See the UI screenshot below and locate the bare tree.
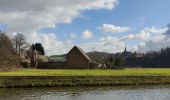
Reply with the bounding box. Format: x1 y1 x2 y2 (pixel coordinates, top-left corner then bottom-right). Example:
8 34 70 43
13 33 27 55
0 31 17 70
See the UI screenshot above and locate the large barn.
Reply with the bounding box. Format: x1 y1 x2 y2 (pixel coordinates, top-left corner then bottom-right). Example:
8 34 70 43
37 46 101 69
66 46 98 69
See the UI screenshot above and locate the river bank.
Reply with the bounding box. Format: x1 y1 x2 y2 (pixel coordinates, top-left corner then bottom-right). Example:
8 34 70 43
1 76 170 87
1 68 170 87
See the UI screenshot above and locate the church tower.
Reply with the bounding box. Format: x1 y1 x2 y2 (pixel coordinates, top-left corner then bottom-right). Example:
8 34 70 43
124 46 127 53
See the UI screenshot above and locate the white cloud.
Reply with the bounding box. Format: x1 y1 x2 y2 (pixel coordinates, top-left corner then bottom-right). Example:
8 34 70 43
80 36 125 53
147 27 168 34
25 31 74 55
121 27 168 41
136 37 170 53
80 26 169 54
3 0 170 54
135 26 170 52
84 26 169 53
0 0 118 55
82 30 93 39
98 24 131 33
0 0 118 33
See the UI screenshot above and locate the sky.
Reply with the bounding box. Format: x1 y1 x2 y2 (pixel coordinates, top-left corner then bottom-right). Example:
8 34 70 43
0 0 170 55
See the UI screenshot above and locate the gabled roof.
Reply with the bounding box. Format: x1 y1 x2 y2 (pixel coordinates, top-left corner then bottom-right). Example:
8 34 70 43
67 46 92 61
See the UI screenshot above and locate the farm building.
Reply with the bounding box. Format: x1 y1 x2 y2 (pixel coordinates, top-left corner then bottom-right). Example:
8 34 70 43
38 46 101 69
66 46 99 69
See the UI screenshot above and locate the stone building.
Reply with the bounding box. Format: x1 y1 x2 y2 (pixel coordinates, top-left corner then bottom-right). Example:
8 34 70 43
38 46 101 69
66 46 99 69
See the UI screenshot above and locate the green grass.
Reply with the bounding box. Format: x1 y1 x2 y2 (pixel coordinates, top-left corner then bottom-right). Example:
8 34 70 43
1 68 170 76
1 68 170 87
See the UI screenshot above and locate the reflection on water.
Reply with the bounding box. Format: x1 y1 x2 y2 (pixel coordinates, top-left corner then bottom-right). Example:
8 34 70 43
1 85 170 100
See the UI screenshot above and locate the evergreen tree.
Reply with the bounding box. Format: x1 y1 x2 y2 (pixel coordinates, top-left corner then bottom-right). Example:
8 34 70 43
34 43 45 55
114 57 121 66
31 44 35 51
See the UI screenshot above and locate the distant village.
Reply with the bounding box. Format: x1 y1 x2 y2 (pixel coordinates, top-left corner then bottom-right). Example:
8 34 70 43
1 31 170 70
23 45 170 69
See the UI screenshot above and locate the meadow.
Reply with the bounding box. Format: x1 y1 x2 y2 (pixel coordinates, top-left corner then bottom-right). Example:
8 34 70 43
1 68 170 76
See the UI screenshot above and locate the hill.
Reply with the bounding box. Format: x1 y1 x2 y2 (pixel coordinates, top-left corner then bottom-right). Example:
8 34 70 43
48 51 114 63
87 51 114 63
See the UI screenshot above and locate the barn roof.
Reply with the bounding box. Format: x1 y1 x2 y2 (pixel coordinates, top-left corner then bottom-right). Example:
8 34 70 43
68 46 92 61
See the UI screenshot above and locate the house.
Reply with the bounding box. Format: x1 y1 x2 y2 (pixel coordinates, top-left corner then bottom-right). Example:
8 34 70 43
133 52 145 58
37 46 101 69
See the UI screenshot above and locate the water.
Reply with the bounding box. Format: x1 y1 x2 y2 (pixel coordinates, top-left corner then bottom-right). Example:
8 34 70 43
1 85 170 100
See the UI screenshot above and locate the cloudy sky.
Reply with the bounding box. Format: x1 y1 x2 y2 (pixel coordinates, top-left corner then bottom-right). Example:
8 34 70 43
0 0 170 55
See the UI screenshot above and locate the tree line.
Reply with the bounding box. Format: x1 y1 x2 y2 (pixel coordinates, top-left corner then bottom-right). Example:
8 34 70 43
95 47 170 69
0 31 45 71
126 47 170 68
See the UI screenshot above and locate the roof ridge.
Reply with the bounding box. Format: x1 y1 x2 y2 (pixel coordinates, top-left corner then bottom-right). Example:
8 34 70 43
73 46 92 61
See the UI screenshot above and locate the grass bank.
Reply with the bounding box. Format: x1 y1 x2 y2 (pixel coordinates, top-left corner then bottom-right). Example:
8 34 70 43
1 68 170 87
1 68 170 76
1 76 170 88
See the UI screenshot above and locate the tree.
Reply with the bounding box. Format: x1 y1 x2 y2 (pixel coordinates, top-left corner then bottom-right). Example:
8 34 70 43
0 32 14 55
114 57 122 66
13 33 27 55
113 57 125 69
34 43 45 55
31 44 35 51
0 31 18 69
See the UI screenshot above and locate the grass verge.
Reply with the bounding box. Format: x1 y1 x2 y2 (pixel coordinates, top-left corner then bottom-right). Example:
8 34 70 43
0 76 170 88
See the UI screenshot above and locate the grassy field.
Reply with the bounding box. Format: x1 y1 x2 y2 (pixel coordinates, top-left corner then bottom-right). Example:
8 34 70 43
1 68 170 76
1 68 170 87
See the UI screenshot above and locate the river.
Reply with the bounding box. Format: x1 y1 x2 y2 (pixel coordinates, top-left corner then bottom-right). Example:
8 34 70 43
1 85 170 100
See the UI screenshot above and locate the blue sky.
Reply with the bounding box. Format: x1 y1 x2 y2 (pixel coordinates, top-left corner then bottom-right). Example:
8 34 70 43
1 0 170 55
40 0 170 38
